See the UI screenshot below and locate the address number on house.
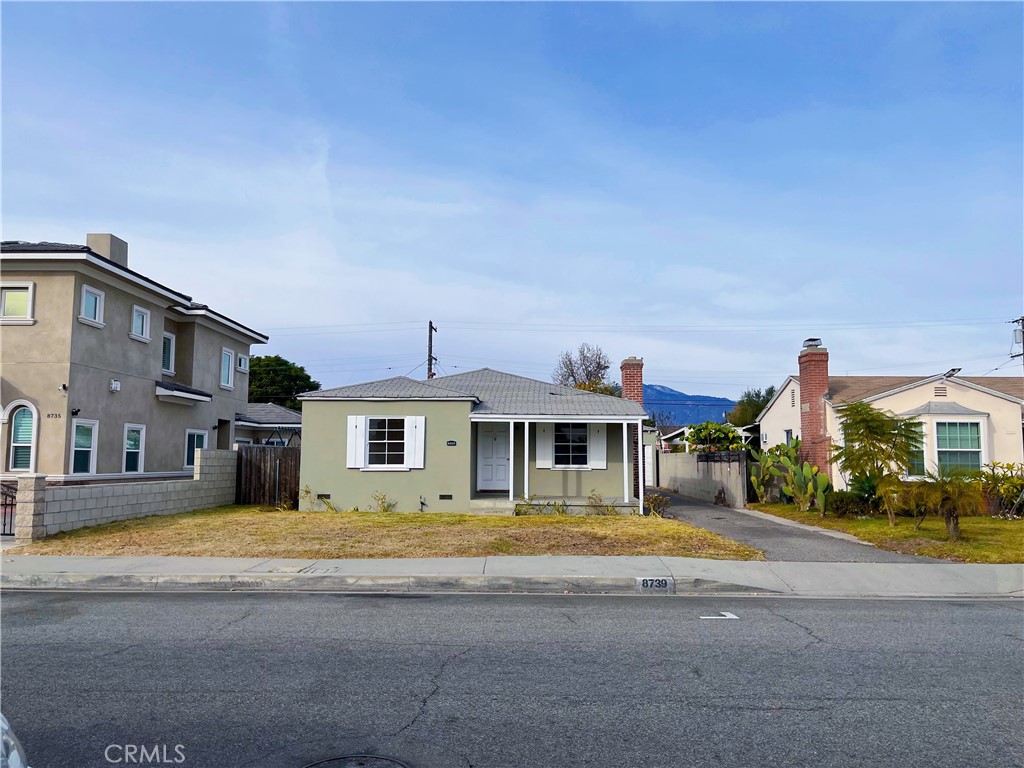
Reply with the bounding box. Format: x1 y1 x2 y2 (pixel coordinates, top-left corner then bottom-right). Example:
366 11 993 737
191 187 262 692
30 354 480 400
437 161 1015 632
635 577 674 594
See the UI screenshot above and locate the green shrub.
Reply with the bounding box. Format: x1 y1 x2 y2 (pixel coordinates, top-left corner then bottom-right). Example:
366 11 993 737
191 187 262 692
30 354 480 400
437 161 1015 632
825 490 871 517
646 493 671 517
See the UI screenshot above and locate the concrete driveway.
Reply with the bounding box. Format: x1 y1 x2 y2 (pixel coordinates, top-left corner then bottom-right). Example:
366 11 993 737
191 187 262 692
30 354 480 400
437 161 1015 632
657 490 935 562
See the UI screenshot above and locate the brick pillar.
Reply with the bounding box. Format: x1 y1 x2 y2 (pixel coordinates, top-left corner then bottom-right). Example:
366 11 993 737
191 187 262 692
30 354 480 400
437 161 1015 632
620 357 644 498
797 340 831 479
14 474 47 543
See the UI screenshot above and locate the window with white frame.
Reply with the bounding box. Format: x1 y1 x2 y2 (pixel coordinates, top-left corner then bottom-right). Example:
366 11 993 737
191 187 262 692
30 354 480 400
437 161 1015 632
130 306 151 341
123 424 146 473
80 285 105 326
220 349 235 389
0 283 34 324
936 422 981 472
161 332 176 374
908 422 926 477
8 406 34 470
346 416 425 470
184 429 208 468
236 355 249 373
71 419 99 474
553 423 589 466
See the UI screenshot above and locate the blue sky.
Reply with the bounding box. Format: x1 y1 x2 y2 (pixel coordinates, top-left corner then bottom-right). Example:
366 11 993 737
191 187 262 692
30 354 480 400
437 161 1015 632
3 2 1022 397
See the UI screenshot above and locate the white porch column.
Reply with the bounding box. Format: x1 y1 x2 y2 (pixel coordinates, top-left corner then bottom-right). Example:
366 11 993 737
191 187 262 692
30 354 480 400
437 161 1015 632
523 421 530 499
509 419 515 502
637 418 645 513
622 422 630 503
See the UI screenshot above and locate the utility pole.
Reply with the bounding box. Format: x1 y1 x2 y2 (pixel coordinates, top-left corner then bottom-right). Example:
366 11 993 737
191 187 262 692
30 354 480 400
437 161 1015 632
427 321 438 379
1011 316 1024 374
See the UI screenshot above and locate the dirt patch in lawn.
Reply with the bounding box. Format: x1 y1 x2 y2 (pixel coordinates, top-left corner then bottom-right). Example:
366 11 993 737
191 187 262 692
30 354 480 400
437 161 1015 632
19 506 765 560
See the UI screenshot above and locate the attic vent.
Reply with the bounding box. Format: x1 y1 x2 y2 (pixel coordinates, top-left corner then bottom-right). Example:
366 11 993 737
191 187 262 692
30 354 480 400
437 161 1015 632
934 386 948 397
790 389 796 407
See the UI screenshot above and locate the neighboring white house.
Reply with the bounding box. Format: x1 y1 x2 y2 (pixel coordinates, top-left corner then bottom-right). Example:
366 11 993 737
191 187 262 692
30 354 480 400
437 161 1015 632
757 339 1024 490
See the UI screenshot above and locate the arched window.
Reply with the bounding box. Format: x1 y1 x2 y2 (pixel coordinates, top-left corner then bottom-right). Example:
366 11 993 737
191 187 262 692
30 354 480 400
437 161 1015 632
9 406 34 471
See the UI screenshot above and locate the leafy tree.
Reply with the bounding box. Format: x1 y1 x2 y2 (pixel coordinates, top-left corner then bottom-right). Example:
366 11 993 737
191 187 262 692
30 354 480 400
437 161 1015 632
726 386 777 427
553 343 621 396
248 355 320 411
831 401 923 526
685 421 744 452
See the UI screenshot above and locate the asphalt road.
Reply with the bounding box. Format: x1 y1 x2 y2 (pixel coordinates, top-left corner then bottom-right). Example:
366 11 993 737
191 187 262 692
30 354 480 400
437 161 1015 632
661 492 930 562
2 592 1021 768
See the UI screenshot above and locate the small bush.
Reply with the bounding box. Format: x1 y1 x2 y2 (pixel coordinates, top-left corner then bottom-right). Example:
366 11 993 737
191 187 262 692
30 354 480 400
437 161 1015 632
825 490 871 517
370 491 397 514
646 493 671 517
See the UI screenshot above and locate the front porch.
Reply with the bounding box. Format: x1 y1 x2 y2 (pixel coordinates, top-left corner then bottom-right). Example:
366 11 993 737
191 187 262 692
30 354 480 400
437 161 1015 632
470 416 645 514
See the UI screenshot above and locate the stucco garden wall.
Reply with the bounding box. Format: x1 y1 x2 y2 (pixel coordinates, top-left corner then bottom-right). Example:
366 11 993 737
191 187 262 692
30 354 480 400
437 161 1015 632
15 449 236 541
656 451 747 509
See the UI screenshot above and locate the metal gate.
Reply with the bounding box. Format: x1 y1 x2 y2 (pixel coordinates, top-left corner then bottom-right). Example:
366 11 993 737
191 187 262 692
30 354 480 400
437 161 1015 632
1 481 16 536
236 445 301 508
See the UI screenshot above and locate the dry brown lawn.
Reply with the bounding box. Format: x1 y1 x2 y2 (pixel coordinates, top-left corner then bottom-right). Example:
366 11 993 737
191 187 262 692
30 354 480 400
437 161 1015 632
20 505 764 560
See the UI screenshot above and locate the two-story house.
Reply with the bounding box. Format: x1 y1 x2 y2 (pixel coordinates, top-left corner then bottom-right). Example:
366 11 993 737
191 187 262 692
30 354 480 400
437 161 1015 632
0 234 268 481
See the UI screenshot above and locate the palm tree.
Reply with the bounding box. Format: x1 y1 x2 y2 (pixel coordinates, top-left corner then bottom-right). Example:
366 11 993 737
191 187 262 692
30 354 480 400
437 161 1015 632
914 468 986 542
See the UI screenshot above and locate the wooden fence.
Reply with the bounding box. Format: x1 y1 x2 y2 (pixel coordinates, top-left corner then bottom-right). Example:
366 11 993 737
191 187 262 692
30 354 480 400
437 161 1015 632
236 445 301 508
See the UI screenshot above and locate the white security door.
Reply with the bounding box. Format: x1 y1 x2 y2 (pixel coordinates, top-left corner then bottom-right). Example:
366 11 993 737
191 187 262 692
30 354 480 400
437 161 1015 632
477 423 510 491
644 444 656 487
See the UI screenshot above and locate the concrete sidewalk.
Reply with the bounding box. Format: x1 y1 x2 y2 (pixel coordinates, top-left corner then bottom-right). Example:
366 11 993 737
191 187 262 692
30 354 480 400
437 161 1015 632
2 554 1021 598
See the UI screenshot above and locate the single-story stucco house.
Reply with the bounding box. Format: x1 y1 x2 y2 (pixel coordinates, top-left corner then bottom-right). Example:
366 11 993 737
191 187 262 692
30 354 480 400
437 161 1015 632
757 338 1024 490
298 358 649 513
234 402 302 447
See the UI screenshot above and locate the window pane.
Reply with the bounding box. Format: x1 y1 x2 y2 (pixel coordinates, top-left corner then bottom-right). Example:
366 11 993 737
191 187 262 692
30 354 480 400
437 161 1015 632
368 429 386 441
11 408 33 443
83 291 98 319
74 424 93 449
386 419 404 431
938 450 981 471
126 429 141 451
2 288 29 317
162 337 173 369
369 418 386 431
73 449 91 473
11 446 31 470
125 452 140 472
133 310 145 336
195 433 205 450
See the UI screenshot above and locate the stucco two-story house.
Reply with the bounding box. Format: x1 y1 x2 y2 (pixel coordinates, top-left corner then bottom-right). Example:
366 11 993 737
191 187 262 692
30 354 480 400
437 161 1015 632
757 338 1024 489
298 358 648 513
1 234 268 481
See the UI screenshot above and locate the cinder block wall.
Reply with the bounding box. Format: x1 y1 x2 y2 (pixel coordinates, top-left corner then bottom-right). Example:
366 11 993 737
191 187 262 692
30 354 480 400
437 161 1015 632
656 452 746 508
16 449 237 541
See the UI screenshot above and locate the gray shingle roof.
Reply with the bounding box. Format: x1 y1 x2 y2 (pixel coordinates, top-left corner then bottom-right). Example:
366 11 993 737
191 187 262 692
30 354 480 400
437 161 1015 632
300 369 646 417
237 403 303 424
1 241 91 252
430 369 646 417
301 376 479 401
900 401 989 417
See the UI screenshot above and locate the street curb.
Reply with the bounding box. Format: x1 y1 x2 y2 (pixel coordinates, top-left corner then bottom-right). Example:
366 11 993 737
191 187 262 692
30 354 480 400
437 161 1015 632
0 571 772 595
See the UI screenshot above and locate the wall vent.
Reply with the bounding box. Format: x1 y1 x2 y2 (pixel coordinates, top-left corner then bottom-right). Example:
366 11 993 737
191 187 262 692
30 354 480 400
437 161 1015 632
790 389 796 407
934 386 948 397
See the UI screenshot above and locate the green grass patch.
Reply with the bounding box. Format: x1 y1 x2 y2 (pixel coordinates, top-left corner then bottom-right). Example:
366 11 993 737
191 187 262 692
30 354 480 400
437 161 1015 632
751 503 1024 563
20 505 764 561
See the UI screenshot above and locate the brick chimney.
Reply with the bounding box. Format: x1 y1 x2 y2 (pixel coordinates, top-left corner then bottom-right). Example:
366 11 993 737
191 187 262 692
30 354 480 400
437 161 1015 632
797 338 830 478
620 356 644 498
86 233 128 268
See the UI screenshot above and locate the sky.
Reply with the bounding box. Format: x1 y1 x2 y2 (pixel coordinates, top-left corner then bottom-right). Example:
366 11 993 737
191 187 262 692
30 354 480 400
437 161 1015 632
3 2 1022 400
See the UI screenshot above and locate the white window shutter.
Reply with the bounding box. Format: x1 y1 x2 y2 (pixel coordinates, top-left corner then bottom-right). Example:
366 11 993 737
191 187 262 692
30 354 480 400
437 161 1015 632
588 423 607 469
407 416 426 469
536 423 553 469
346 415 365 468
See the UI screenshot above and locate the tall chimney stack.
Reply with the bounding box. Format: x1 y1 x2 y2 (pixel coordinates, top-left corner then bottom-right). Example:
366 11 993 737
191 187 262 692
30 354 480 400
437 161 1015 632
86 233 128 268
620 356 644 499
797 338 830 478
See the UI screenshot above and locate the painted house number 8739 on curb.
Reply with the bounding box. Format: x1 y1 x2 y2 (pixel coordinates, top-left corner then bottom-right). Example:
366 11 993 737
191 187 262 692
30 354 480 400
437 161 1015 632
636 577 673 593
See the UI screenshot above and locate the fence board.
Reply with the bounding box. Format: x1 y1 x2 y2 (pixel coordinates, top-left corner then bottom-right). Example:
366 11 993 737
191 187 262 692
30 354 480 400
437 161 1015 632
236 445 301 508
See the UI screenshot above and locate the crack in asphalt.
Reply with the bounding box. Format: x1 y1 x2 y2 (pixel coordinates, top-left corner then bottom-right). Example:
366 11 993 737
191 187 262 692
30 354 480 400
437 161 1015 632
766 607 828 649
392 646 472 738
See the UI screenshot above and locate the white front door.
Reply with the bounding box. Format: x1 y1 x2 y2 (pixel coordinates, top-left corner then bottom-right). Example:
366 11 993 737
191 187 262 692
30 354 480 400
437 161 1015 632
477 423 510 491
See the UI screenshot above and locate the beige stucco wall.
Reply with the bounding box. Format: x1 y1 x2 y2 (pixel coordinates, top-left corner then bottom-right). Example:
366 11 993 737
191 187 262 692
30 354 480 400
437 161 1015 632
757 378 801 451
760 377 1023 491
299 399 474 512
0 271 76 474
2 264 258 477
